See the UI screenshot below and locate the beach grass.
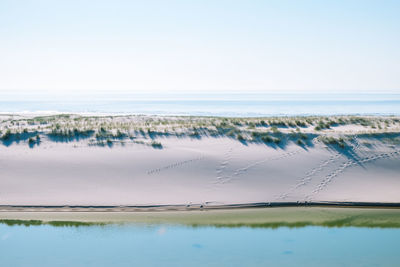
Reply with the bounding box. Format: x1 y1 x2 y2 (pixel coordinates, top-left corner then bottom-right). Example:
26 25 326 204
1 114 400 149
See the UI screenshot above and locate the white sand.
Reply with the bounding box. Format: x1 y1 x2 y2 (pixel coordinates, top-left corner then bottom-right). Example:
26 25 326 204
1 134 399 206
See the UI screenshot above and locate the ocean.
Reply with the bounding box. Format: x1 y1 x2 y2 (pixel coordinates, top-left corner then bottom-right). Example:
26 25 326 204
1 93 399 117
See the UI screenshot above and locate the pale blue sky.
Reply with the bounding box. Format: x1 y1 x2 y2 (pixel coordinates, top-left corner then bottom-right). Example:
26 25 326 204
0 0 399 95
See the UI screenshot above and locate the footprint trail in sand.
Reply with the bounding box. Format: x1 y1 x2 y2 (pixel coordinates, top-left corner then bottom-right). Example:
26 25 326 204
215 149 304 185
277 151 342 200
278 136 363 200
306 149 400 200
147 155 205 175
215 147 234 183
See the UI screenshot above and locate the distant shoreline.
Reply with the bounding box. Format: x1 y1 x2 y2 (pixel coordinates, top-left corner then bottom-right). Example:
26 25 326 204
2 111 400 118
1 94 400 117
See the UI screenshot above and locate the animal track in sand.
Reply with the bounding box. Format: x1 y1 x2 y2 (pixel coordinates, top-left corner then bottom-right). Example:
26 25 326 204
215 149 304 185
306 149 400 200
147 155 205 175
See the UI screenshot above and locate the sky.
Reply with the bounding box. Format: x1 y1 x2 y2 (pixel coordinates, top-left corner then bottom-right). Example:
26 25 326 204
0 0 399 96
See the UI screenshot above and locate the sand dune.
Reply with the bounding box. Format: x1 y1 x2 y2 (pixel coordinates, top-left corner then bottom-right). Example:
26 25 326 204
1 137 399 206
0 114 399 206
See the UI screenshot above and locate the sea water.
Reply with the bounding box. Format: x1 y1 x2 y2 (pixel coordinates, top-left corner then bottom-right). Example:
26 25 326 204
0 224 399 266
1 93 400 117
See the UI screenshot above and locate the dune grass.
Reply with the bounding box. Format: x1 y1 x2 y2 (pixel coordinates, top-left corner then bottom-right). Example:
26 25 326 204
1 114 399 148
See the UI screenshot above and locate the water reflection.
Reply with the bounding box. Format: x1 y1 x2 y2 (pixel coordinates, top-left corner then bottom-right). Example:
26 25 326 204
1 222 399 266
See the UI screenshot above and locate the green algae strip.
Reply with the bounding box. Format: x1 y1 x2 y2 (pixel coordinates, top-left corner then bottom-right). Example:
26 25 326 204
1 207 400 228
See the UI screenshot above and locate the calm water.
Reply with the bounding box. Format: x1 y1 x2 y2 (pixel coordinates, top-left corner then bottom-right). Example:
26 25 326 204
1 224 399 267
1 93 400 116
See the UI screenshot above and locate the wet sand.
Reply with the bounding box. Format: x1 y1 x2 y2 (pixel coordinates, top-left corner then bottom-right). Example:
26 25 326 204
1 207 400 228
